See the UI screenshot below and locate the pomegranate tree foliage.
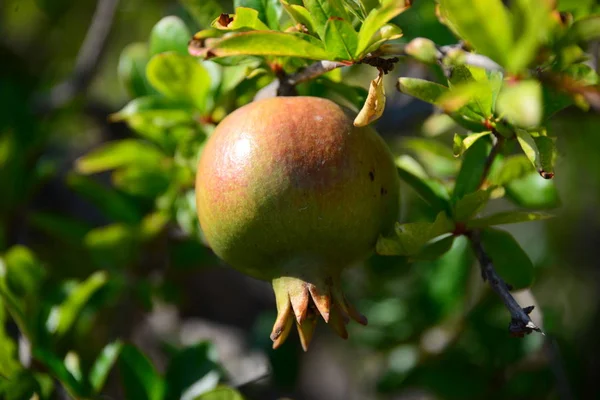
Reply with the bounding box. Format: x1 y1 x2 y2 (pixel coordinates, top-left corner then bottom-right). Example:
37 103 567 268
1 0 600 399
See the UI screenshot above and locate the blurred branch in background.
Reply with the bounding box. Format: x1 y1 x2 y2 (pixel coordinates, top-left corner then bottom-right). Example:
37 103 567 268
35 0 120 113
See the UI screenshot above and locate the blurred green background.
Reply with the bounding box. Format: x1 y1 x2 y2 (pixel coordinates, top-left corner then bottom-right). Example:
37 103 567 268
1 0 599 399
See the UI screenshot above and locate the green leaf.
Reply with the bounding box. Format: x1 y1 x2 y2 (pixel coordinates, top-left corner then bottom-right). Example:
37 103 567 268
234 0 282 30
533 135 557 179
89 341 123 394
361 23 403 55
507 0 552 73
75 139 164 174
118 43 155 98
453 132 491 157
67 174 142 224
397 78 449 105
355 0 409 57
164 342 222 400
396 166 451 212
112 166 172 198
515 129 556 179
119 345 164 400
505 172 560 209
0 300 20 379
439 0 512 67
111 96 196 148
29 212 91 245
480 228 534 289
437 82 493 114
281 1 316 34
303 0 351 40
324 17 358 60
563 15 600 44
33 348 85 397
452 135 491 202
468 211 552 229
46 271 108 336
496 81 542 129
150 16 192 56
453 189 491 222
424 236 471 317
446 65 495 117
3 246 45 298
212 7 270 31
203 31 331 60
147 53 211 112
488 155 532 186
377 212 453 256
84 224 138 268
195 386 244 400
412 234 456 261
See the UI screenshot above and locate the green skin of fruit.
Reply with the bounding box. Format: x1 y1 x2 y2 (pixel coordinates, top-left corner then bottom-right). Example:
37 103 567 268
196 96 400 348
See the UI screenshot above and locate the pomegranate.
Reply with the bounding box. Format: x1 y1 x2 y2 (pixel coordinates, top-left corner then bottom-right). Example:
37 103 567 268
196 96 399 350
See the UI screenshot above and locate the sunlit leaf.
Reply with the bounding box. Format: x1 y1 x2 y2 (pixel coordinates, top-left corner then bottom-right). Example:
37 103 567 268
75 139 164 174
397 78 449 105
212 7 270 31
303 0 351 40
356 0 410 57
202 31 331 60
150 16 192 56
281 1 316 34
439 0 512 66
147 53 211 112
324 17 358 60
46 271 108 336
453 132 491 157
234 0 283 30
195 386 244 400
89 341 123 394
496 81 542 129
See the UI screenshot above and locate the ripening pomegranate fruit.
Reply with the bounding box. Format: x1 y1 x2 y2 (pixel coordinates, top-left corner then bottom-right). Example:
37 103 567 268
196 96 399 350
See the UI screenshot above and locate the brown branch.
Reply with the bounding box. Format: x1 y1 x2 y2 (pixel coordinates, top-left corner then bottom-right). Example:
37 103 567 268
468 230 542 336
254 60 348 99
34 0 120 113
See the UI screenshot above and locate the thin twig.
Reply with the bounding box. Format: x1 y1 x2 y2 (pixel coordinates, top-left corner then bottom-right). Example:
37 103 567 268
255 60 347 99
34 0 120 113
468 230 542 336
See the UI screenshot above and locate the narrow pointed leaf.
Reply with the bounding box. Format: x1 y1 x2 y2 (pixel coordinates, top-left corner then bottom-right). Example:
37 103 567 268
397 78 449 105
452 135 491 202
468 211 552 229
356 0 409 57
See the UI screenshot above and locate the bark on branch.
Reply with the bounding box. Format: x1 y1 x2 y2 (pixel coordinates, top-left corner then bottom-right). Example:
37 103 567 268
468 230 542 336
